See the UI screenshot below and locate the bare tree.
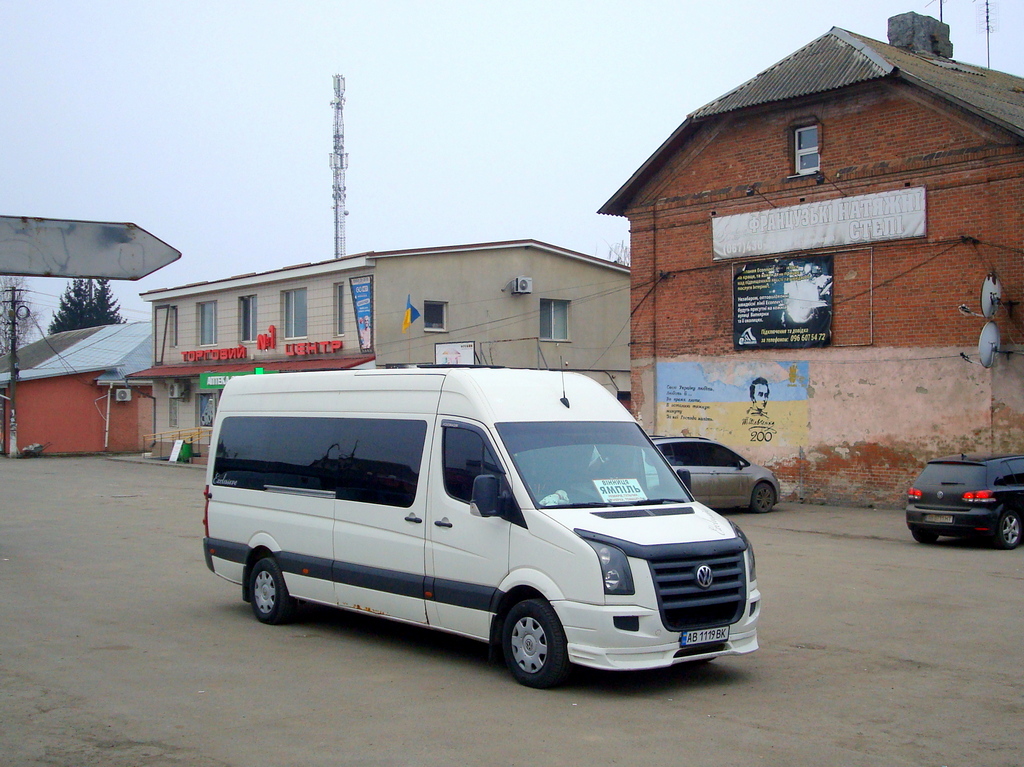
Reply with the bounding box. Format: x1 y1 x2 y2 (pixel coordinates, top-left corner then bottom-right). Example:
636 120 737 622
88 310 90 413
608 241 631 266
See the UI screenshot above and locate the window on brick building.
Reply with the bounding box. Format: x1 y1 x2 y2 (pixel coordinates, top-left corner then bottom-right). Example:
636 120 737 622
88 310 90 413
795 125 819 175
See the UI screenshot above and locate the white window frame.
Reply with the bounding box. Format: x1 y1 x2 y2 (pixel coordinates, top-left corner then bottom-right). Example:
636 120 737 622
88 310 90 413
198 301 217 346
423 300 447 332
795 125 820 175
335 283 345 336
539 298 570 341
239 295 258 342
283 288 308 339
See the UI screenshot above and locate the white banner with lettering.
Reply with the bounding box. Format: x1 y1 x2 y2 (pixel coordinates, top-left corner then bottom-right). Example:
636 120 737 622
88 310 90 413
712 187 926 260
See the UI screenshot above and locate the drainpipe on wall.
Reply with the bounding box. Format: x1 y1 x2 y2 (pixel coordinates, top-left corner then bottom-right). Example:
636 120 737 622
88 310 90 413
104 387 112 450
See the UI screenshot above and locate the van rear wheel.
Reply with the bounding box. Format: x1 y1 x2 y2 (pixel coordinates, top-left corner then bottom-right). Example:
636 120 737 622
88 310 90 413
249 557 297 625
502 599 571 688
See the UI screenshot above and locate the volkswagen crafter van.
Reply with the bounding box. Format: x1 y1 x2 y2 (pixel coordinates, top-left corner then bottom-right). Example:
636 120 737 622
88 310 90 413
202 368 759 687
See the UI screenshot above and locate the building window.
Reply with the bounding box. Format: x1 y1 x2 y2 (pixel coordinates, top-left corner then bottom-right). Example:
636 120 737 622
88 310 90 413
423 301 447 332
283 288 307 338
198 301 217 345
539 299 569 341
335 283 345 335
199 392 218 428
158 305 178 348
168 395 178 428
795 125 819 175
239 295 258 342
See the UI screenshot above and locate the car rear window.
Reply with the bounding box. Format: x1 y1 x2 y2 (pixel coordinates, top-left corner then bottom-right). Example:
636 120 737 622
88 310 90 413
917 463 988 488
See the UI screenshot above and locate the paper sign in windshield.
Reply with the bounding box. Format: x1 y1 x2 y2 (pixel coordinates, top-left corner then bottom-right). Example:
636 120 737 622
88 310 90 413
593 479 647 503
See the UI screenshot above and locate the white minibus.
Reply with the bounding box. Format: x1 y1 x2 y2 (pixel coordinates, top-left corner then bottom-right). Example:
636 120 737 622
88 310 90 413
203 367 759 687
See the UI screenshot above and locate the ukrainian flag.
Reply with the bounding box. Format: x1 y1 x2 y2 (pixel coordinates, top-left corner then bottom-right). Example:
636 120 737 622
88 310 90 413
402 294 421 333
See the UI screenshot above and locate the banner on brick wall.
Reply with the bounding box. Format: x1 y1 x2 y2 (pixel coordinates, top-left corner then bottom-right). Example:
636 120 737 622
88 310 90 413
734 255 833 350
712 187 926 259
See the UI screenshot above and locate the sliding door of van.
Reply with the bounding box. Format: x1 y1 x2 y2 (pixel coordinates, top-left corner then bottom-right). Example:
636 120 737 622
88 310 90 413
330 417 431 625
425 420 511 639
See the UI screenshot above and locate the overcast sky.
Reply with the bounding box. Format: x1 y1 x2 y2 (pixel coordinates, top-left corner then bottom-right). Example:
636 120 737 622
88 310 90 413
2 0 1020 330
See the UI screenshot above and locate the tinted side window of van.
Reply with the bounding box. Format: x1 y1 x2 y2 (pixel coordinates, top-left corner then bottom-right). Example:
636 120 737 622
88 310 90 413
443 425 504 503
214 416 426 507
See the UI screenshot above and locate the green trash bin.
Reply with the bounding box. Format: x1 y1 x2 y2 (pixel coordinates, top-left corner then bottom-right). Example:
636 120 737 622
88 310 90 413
177 441 193 462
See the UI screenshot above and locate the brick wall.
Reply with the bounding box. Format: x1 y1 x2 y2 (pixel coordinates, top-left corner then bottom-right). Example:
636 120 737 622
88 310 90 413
624 81 1024 507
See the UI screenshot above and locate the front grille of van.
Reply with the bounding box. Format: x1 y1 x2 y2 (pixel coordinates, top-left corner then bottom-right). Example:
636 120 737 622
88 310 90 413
647 544 746 632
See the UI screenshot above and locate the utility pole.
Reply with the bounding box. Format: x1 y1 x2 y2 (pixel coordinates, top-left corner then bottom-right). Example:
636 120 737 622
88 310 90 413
5 285 21 457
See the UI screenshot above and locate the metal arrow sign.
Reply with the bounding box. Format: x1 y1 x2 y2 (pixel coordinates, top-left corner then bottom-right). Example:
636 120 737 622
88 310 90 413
0 215 181 280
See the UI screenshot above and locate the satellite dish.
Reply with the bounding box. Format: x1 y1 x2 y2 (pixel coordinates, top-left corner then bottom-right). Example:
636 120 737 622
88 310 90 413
981 273 1002 319
979 321 1000 368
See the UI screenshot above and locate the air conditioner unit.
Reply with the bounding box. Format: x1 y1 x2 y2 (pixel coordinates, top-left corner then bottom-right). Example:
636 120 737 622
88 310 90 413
168 383 184 399
512 276 533 295
114 388 132 402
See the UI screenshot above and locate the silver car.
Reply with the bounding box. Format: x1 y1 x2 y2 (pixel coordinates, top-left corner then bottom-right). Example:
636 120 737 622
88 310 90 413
651 436 780 513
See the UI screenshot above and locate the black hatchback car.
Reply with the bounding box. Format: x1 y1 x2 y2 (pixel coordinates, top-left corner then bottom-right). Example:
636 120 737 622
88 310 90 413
906 454 1024 549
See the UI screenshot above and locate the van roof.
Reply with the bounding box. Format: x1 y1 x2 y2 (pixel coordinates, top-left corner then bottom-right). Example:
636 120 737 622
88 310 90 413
219 367 633 425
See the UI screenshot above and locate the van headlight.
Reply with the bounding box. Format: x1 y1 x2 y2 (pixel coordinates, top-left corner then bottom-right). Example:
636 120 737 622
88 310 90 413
730 521 756 582
584 540 635 595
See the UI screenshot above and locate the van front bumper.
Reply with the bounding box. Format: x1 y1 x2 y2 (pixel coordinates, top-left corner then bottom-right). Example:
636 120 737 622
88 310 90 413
553 587 760 672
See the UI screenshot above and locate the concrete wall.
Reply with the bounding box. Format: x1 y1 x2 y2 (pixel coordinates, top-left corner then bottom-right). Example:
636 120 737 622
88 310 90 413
372 245 631 396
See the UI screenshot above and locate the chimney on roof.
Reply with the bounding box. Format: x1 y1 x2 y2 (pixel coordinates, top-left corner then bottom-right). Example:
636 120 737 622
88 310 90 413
887 12 953 58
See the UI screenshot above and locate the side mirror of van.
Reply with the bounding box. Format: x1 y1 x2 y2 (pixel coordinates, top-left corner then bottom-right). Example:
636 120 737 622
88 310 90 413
470 474 502 517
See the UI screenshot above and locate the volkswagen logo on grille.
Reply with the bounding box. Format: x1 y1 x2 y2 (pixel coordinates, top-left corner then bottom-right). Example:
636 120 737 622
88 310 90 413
695 564 714 590
936 491 944 499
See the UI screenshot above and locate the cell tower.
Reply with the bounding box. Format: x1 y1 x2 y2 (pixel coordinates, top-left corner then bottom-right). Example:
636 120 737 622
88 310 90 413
330 74 349 259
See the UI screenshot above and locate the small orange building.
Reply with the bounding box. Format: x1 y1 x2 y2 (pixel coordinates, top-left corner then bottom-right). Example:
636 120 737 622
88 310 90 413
0 323 154 455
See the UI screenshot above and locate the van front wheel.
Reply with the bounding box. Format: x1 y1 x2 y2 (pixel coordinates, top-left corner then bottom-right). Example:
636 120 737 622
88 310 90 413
502 599 570 688
249 557 297 625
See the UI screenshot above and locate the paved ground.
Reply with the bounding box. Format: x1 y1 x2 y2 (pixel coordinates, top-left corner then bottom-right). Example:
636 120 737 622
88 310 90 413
1 456 1022 766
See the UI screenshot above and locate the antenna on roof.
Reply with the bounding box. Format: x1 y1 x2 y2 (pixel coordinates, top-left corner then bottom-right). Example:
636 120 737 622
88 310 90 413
976 0 999 68
330 75 349 259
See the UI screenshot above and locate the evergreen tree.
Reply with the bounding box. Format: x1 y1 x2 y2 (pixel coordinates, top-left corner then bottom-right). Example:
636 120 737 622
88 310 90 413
48 278 125 334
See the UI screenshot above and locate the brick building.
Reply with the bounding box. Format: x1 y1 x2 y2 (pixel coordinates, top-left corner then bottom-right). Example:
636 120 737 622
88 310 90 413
601 12 1024 507
0 323 154 454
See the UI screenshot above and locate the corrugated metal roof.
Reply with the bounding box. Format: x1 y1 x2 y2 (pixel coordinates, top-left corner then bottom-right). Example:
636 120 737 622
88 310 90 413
600 25 1024 216
690 30 893 119
846 30 1024 136
0 323 152 384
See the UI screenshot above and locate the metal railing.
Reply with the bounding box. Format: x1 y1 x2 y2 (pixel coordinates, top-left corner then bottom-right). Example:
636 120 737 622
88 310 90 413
144 427 212 461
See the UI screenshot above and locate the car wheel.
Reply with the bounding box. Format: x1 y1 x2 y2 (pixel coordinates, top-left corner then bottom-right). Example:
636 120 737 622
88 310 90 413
249 557 298 624
910 527 939 544
502 599 571 688
992 509 1022 550
748 482 777 513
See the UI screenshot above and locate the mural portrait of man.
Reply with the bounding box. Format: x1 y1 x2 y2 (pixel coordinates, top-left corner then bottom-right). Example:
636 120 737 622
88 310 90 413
748 377 770 417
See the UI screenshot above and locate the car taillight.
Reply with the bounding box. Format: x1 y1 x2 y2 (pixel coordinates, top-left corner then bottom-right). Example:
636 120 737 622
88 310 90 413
963 489 996 503
907 487 922 501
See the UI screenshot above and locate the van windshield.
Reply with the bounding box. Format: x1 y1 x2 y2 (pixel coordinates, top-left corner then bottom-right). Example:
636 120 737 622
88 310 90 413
495 421 691 508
